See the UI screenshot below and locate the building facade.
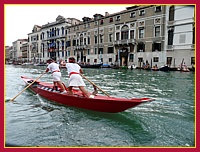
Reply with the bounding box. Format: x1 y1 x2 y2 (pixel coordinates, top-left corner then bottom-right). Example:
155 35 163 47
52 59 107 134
10 5 195 68
165 5 195 68
10 39 28 62
27 15 81 63
66 5 168 68
5 46 13 63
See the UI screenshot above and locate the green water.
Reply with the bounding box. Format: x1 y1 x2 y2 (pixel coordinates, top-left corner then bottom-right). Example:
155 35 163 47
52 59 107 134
5 65 195 147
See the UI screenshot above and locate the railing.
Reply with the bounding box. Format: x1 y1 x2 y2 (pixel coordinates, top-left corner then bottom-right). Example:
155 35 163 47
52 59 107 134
114 39 136 45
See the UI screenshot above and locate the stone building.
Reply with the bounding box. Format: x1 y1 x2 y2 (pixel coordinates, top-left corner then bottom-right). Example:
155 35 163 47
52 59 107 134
12 5 195 68
165 5 195 68
11 39 28 62
5 46 13 63
66 5 167 67
27 15 81 63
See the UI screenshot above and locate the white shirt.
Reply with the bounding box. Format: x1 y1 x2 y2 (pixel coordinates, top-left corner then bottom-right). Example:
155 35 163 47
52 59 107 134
47 62 60 73
66 63 81 75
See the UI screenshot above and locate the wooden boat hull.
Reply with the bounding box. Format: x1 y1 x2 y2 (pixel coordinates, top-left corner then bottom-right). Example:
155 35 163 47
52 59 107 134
159 66 170 71
21 76 155 113
79 63 103 68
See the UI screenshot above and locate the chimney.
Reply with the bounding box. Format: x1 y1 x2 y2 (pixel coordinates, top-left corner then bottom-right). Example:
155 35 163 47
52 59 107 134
105 12 109 16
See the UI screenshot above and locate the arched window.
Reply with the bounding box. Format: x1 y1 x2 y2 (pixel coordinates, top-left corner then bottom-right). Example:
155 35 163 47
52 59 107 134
121 25 129 40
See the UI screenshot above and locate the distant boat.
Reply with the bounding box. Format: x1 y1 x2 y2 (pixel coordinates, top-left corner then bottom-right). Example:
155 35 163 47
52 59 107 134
128 64 137 70
159 65 170 71
34 63 47 66
79 63 103 68
22 62 34 66
101 63 111 68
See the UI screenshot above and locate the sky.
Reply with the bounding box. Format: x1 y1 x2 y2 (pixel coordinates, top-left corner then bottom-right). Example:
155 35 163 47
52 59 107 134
5 4 132 46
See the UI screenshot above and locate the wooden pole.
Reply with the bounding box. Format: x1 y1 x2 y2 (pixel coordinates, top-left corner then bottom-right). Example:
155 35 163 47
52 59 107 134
9 72 46 102
80 74 110 97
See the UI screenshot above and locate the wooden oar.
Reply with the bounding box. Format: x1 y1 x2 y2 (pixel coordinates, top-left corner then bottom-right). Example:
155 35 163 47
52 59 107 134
9 72 46 102
80 74 110 97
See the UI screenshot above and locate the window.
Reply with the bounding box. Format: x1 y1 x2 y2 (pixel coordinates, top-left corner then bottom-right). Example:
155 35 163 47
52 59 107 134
139 27 144 38
153 57 159 62
191 57 195 65
116 16 121 21
121 25 129 40
108 47 114 54
109 58 112 62
109 17 113 22
193 26 195 44
88 37 90 44
169 6 175 21
80 34 83 45
130 12 136 18
137 42 145 52
61 27 64 35
138 57 143 63
130 30 134 39
76 39 79 46
129 54 134 62
66 41 70 47
87 49 90 55
109 34 113 42
167 57 172 65
84 38 87 45
155 26 160 37
99 48 103 54
116 26 120 30
152 42 161 51
94 35 98 44
57 28 60 35
100 20 104 25
73 40 76 46
100 34 103 43
139 10 145 16
116 32 120 40
155 6 162 12
168 28 174 45
94 48 97 54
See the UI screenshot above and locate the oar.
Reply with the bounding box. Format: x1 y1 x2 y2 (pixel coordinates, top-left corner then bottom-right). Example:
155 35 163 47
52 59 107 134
9 72 46 102
80 74 110 97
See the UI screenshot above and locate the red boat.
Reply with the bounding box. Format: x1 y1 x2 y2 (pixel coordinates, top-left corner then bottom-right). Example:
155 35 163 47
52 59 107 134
21 76 155 113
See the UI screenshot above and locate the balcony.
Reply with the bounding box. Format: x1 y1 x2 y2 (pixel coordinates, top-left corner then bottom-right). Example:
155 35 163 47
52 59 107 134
114 39 136 45
73 45 88 50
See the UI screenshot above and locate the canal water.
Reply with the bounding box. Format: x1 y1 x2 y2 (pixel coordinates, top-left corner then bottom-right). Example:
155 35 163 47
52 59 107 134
5 64 195 147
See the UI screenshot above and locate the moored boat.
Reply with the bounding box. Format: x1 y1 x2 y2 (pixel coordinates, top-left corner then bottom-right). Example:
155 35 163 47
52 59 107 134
78 63 103 68
21 76 155 113
159 65 170 71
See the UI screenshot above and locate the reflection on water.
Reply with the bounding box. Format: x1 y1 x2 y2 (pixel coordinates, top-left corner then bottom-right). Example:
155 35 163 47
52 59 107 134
5 65 195 147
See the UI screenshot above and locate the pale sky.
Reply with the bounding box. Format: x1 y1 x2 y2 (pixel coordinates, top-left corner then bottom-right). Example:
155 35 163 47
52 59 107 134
5 4 132 46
